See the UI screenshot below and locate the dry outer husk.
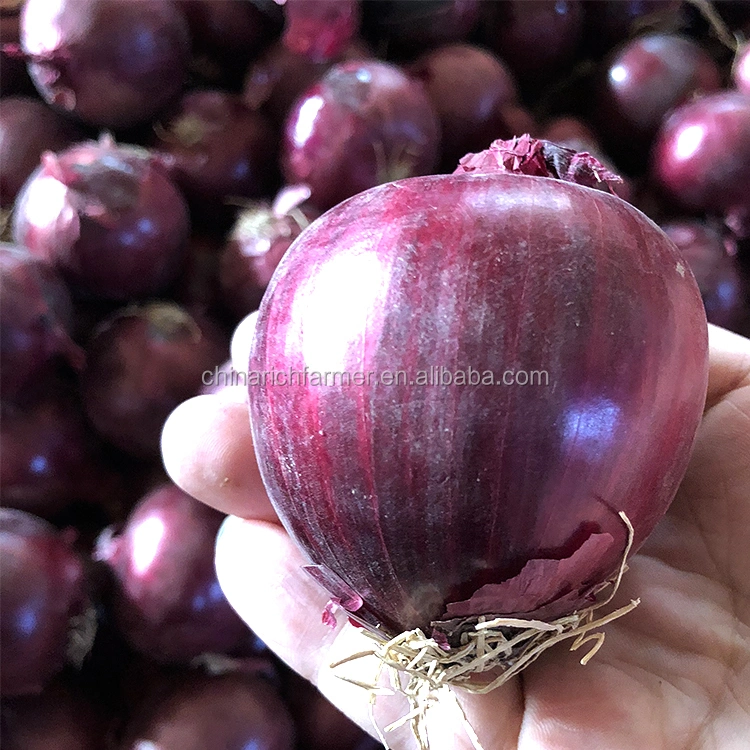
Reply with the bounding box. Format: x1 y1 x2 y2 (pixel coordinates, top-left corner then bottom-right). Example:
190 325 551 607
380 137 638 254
330 512 639 750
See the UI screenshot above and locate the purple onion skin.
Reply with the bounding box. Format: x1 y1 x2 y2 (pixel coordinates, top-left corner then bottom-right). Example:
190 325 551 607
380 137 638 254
484 0 584 84
12 139 191 301
0 510 88 697
409 44 518 171
81 302 227 459
121 673 296 750
0 6 34 97
154 91 278 226
219 201 319 319
0 244 83 401
282 60 440 211
581 0 682 57
361 0 482 56
652 92 750 237
96 484 249 663
20 0 190 129
0 378 119 519
249 162 708 638
179 0 274 86
243 38 371 126
1 680 108 750
663 220 750 334
171 234 224 315
0 97 83 209
595 34 722 151
734 44 750 97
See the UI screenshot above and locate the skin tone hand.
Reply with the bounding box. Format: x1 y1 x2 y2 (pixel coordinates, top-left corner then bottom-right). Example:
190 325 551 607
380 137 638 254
162 321 750 750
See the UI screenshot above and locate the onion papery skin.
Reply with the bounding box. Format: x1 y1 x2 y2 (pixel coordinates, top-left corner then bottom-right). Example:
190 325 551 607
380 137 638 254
249 168 708 638
12 138 191 301
20 0 190 129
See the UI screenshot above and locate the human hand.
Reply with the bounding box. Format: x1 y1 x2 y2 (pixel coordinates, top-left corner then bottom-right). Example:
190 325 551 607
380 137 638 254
162 320 750 750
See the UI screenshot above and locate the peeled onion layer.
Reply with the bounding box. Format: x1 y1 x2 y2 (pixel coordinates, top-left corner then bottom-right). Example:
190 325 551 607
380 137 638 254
249 141 709 658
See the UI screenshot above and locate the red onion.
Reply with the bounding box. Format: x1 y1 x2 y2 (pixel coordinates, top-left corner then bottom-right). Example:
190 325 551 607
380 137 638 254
0 244 83 401
219 195 319 319
0 509 90 697
81 302 227 458
581 0 682 56
0 680 108 750
248 137 708 644
282 60 440 211
95 483 250 663
734 43 750 96
361 0 482 56
243 38 371 125
179 0 274 87
0 97 83 209
409 44 519 170
282 0 361 63
121 672 296 750
153 90 278 226
12 137 190 301
20 0 190 129
0 377 120 519
662 220 749 334
652 92 750 239
484 0 584 84
595 34 721 153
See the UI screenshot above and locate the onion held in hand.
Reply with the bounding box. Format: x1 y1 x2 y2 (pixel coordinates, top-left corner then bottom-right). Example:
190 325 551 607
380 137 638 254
249 138 708 656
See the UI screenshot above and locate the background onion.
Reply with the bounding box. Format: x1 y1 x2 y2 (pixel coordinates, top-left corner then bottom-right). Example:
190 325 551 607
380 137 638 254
249 146 708 638
0 509 89 697
12 138 191 301
95 483 251 663
20 0 190 129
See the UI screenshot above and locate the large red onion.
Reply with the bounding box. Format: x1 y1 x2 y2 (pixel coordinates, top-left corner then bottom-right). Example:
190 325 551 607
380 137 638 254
0 377 120 519
121 672 296 750
0 680 108 750
153 90 278 226
20 0 190 129
652 92 750 239
409 44 519 171
662 220 749 335
0 509 90 697
219 196 319 319
0 244 83 401
95 483 250 663
248 137 708 641
0 97 83 209
595 34 721 152
282 59 440 211
281 0 361 63
81 302 227 458
12 137 190 301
